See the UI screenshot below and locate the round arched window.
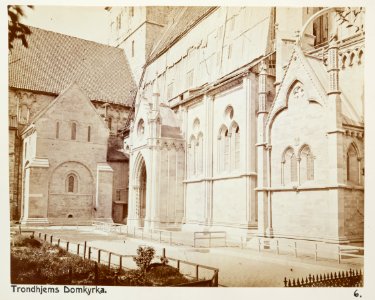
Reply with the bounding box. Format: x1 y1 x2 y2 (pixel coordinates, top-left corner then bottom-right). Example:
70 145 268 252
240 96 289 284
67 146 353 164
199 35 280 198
137 119 145 137
224 105 234 120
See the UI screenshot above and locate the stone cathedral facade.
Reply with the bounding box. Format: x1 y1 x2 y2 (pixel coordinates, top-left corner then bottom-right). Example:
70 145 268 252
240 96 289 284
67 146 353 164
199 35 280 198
9 6 364 245
119 6 364 243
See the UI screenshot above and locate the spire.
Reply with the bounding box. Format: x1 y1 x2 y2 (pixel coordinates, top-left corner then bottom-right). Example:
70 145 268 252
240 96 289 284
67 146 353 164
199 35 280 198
327 34 340 95
152 72 160 111
258 60 268 113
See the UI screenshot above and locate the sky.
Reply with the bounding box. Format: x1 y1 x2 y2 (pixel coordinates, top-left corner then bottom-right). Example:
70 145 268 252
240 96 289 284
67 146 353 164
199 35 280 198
19 5 110 44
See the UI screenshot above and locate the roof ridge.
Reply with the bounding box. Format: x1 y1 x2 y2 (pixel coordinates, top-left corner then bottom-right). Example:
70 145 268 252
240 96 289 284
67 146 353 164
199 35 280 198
25 24 121 51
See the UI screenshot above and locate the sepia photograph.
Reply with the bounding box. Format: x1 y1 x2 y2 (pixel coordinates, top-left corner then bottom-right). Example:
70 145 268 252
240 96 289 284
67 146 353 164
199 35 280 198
2 0 375 299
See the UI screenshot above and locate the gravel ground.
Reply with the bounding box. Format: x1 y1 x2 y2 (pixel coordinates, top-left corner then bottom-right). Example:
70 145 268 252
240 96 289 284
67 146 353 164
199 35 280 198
15 226 363 287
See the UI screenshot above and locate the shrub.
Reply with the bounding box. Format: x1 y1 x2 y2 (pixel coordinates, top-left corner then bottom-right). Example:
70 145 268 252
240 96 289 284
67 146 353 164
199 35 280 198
12 234 41 248
133 246 155 273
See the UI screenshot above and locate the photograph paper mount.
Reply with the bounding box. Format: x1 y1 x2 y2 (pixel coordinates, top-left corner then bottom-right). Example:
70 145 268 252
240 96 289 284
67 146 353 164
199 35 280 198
2 1 375 299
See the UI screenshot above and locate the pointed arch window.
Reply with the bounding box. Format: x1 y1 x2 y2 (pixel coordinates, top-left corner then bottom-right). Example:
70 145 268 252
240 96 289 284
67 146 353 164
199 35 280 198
347 143 360 185
282 148 297 185
299 145 314 183
235 127 240 169
188 136 196 177
197 133 204 174
224 130 230 172
71 122 77 140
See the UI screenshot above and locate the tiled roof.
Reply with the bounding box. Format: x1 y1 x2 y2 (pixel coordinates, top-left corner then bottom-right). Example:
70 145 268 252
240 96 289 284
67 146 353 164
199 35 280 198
147 6 216 64
9 25 136 105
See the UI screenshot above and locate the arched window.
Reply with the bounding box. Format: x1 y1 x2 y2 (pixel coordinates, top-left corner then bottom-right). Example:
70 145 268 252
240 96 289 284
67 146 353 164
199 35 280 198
282 148 297 185
291 153 297 182
218 125 230 173
235 127 240 169
56 122 60 139
87 126 91 142
299 145 314 183
66 174 77 193
71 122 77 140
197 133 204 174
347 143 359 185
230 124 240 170
224 130 230 171
188 136 196 177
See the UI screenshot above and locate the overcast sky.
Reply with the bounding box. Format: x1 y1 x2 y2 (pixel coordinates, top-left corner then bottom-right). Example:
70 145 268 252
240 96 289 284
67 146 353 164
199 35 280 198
19 5 110 44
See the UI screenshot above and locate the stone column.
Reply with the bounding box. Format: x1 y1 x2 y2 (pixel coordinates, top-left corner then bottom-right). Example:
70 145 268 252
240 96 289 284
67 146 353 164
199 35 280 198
256 61 271 236
326 36 345 241
182 107 188 223
95 163 114 223
20 158 50 225
144 76 161 229
204 94 214 225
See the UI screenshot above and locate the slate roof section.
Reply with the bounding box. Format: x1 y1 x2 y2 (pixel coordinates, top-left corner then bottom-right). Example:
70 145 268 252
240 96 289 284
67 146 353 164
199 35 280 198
147 6 216 64
9 25 136 105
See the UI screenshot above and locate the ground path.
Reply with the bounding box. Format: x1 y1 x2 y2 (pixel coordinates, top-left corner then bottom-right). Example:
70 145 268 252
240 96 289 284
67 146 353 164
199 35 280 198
17 226 363 287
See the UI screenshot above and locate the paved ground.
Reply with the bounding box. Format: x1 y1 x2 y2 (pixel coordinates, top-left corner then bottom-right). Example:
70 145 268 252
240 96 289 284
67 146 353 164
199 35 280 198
15 226 363 287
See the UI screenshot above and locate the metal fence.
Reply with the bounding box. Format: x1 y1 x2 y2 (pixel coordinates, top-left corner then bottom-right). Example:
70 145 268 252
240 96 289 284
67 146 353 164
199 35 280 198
32 231 219 286
284 269 363 287
250 235 364 263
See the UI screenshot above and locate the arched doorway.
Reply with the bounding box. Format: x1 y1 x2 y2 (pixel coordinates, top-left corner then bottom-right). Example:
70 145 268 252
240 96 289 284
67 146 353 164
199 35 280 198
139 162 147 224
133 154 147 227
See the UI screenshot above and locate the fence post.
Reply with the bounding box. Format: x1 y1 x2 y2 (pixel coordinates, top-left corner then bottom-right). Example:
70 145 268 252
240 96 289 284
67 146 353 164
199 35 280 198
83 241 87 259
195 265 199 280
66 241 70 252
38 232 41 239
94 262 99 284
162 248 166 259
44 234 47 241
88 247 92 260
98 250 101 263
177 260 180 271
50 235 53 244
57 239 60 247
213 270 219 287
119 255 122 271
77 244 80 255
294 242 297 257
108 252 112 268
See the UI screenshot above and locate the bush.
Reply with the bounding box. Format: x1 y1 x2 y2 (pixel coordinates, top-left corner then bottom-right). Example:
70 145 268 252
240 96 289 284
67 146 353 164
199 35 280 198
12 234 41 248
133 246 155 273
